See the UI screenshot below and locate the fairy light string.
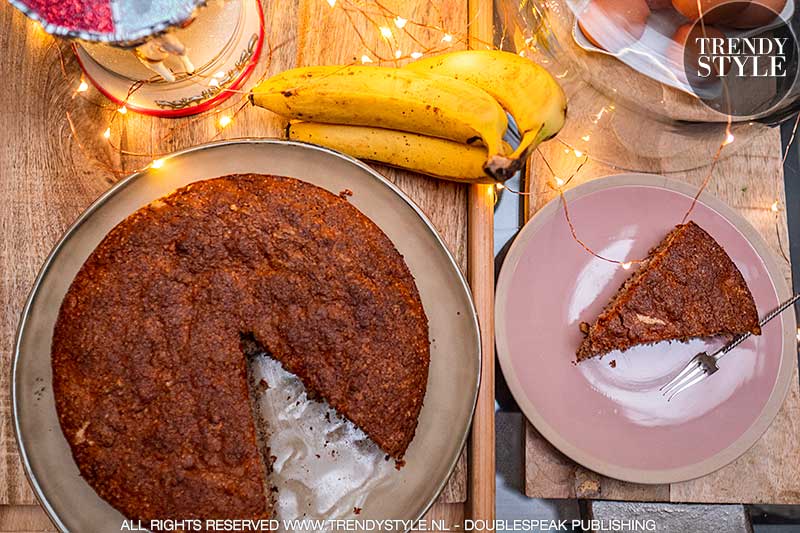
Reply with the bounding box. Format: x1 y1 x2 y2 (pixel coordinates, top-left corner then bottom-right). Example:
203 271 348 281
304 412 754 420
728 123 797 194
38 0 798 270
495 0 795 270
52 0 486 176
496 115 793 269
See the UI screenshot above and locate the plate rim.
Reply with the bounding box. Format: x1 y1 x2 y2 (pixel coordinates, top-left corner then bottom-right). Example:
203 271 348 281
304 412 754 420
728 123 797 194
12 138 481 531
495 172 796 485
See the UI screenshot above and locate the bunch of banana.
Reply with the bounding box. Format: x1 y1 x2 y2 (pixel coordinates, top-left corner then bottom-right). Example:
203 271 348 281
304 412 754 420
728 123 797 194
251 50 566 183
405 50 567 167
288 123 510 184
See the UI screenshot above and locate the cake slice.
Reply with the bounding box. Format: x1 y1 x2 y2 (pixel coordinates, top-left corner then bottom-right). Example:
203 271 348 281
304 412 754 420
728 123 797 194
577 221 760 361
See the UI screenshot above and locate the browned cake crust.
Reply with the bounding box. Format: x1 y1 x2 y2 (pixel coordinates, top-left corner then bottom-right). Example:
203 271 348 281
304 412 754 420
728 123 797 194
577 221 760 361
52 174 430 524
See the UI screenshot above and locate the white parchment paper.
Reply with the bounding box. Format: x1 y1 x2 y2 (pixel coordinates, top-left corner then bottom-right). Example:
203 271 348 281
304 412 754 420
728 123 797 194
250 357 398 532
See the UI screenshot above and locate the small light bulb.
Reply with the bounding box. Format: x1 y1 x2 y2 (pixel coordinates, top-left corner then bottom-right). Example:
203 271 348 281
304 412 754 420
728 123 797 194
209 78 220 87
410 51 423 59
360 55 373 64
327 0 336 6
724 132 735 146
442 33 453 43
118 106 127 115
574 149 583 157
621 261 632 270
77 80 89 92
150 158 165 169
379 26 393 39
214 71 226 79
554 177 565 187
219 115 232 128
395 49 402 59
103 128 111 139
518 50 526 57
495 182 505 190
771 200 780 212
581 134 590 142
796 327 800 342
394 16 407 29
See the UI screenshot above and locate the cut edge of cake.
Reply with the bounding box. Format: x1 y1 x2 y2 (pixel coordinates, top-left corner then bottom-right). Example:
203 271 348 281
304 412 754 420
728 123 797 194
576 221 761 361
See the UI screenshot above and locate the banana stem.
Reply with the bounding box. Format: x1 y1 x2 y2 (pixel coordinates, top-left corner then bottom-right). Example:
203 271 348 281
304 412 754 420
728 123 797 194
484 126 546 182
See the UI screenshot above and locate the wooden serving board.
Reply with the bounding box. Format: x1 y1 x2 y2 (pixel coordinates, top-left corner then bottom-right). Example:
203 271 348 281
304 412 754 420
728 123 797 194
0 0 497 528
522 88 800 505
514 0 800 504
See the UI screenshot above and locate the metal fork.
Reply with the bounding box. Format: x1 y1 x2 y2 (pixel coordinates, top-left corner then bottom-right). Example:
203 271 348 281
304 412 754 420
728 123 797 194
660 292 800 401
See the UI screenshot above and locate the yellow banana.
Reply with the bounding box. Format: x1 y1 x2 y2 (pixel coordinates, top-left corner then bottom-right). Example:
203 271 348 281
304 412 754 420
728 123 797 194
251 65 508 159
406 50 567 176
288 121 504 184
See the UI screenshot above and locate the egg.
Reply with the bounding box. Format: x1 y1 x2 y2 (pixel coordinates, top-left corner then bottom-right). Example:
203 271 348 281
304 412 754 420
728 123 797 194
725 0 786 28
667 23 726 83
578 0 651 53
671 0 748 22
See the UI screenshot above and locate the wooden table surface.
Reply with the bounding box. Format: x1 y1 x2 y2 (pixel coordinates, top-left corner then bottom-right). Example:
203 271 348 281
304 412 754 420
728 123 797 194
519 3 800 503
3 0 798 530
525 127 800 504
0 0 496 530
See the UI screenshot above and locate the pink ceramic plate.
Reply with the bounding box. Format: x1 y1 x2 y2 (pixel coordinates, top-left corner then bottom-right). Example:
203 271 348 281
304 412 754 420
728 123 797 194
496 174 797 484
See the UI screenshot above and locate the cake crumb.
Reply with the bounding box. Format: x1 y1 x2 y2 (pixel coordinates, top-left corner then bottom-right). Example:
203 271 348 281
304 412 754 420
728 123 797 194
353 507 362 515
394 459 406 470
579 322 590 335
609 360 617 368
339 189 354 199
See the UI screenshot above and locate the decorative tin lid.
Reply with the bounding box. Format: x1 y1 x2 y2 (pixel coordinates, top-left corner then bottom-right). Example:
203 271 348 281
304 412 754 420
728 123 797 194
8 0 206 46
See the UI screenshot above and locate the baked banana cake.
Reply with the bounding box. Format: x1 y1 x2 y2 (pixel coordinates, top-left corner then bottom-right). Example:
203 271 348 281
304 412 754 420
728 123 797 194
577 221 760 361
51 174 430 525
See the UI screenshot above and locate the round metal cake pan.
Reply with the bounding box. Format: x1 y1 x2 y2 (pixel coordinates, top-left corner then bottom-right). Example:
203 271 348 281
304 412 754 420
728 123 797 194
13 139 480 532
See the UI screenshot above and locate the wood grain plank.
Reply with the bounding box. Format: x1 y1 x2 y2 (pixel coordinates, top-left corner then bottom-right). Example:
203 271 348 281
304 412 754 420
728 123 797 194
0 0 473 521
465 0 496 524
518 0 798 503
0 5 115 507
467 183 495 515
523 118 799 503
0 506 55 533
